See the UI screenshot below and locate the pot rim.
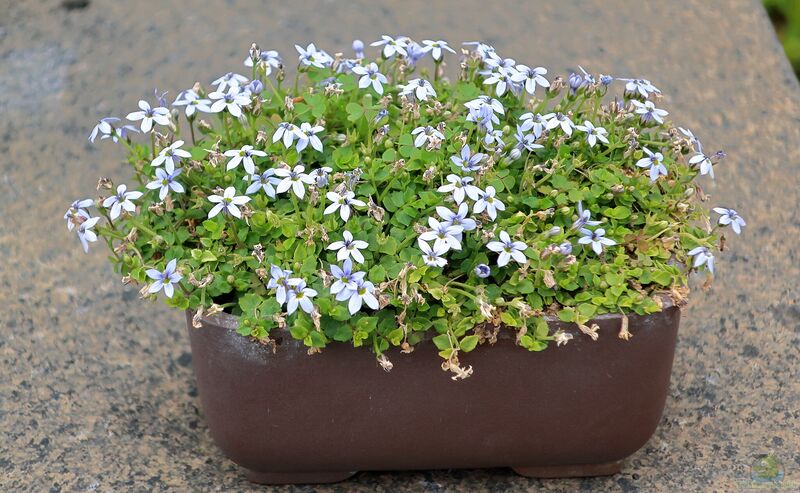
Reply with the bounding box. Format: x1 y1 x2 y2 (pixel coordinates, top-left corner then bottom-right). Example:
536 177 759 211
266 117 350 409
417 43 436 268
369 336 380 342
194 294 676 332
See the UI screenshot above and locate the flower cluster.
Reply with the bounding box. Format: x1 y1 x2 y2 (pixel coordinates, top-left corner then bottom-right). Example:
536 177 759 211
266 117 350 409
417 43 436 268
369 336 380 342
68 37 744 376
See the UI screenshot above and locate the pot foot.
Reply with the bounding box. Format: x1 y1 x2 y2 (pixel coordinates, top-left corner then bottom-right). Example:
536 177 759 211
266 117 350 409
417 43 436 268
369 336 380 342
512 460 623 478
244 468 357 485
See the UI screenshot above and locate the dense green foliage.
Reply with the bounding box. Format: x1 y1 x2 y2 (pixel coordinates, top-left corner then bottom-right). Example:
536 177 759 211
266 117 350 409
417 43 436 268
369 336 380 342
70 40 736 376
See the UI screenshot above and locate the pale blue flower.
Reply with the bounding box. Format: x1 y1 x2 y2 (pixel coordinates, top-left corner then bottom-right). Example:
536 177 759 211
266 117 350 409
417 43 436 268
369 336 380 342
272 122 305 149
473 186 505 220
712 207 746 234
352 62 388 95
437 203 477 234
352 39 365 59
146 259 182 298
403 41 428 68
245 50 281 76
286 280 318 315
511 64 549 94
688 246 715 275
421 39 456 61
275 165 315 199
152 140 191 172
309 166 333 188
224 145 266 174
89 117 137 143
211 72 248 92
558 242 573 255
102 184 142 220
64 199 93 231
508 125 543 159
632 100 668 125
578 227 616 255
344 278 379 315
482 128 505 150
689 152 714 178
126 100 170 133
487 231 528 267
295 43 333 68
419 217 463 252
411 125 444 148
465 95 504 115
437 174 481 204
400 78 436 101
76 216 100 253
146 168 184 200
208 86 251 118
172 90 211 117
324 191 366 222
543 112 575 136
207 186 250 218
330 259 365 296
575 121 609 147
636 147 668 181
519 112 547 138
483 67 515 96
419 240 448 268
370 35 408 58
245 169 280 197
466 104 499 132
327 230 369 263
267 265 301 305
620 78 661 98
296 122 324 152
571 201 602 230
451 145 485 172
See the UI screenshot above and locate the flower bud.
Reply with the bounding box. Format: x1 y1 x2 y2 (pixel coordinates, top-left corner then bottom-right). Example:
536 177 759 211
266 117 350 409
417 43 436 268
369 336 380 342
352 39 364 59
546 226 562 237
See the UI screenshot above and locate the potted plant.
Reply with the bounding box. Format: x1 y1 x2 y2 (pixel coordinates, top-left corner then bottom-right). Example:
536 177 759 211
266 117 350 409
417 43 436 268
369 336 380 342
67 36 745 484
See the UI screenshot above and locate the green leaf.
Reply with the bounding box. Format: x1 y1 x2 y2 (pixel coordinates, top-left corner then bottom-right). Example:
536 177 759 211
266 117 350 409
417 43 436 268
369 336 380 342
459 335 480 352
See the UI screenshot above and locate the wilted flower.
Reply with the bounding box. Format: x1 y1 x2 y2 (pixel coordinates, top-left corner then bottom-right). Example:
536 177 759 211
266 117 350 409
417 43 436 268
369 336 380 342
207 186 250 218
146 259 182 298
309 166 333 187
473 186 505 220
327 231 369 263
578 227 616 255
712 207 746 234
571 201 602 230
146 168 185 200
486 231 528 267
102 184 142 220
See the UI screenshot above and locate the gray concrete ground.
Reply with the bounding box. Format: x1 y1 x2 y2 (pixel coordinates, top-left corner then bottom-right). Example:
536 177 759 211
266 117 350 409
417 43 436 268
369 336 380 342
1 0 798 491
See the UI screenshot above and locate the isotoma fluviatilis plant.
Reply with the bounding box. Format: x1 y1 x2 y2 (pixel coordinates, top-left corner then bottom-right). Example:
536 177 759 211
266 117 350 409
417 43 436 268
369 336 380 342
66 37 745 378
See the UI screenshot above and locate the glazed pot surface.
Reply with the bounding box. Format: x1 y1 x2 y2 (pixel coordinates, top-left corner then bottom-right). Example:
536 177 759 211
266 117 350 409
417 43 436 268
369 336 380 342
186 304 680 484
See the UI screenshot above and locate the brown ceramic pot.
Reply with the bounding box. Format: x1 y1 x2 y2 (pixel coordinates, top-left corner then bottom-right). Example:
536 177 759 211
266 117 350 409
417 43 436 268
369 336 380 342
186 301 680 485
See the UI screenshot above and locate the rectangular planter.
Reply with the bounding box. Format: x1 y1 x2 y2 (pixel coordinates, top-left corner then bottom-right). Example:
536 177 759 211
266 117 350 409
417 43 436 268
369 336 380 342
186 303 679 484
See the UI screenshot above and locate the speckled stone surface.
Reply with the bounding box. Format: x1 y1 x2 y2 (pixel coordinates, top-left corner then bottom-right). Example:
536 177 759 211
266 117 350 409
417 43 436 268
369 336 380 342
1 0 798 491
